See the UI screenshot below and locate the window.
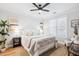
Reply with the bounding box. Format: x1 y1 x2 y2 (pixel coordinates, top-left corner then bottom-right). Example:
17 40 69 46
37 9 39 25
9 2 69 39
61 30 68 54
48 17 68 39
57 17 67 39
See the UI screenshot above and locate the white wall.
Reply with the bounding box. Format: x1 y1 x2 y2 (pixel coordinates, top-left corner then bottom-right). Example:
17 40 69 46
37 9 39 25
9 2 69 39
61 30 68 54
0 8 42 35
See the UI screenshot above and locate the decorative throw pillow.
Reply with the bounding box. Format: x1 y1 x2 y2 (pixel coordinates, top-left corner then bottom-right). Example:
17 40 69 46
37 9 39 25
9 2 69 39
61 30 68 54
26 32 33 36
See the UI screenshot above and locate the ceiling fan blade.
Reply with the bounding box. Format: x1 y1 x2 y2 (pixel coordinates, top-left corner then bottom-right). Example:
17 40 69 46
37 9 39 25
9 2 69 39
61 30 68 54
30 9 38 11
42 3 50 8
32 3 39 9
42 9 49 12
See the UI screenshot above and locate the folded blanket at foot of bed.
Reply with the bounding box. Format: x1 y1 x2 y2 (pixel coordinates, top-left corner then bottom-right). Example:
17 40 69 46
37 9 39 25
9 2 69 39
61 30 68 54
22 36 57 56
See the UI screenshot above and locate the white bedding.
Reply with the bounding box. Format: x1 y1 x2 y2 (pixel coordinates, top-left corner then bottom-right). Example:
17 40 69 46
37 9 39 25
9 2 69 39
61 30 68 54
21 35 56 56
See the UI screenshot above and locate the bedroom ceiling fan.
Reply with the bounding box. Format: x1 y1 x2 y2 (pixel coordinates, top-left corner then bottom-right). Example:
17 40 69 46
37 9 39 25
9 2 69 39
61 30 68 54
30 3 50 13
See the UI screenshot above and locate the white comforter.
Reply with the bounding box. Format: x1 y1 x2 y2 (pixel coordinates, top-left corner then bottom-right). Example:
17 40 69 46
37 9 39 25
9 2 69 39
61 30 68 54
21 35 56 56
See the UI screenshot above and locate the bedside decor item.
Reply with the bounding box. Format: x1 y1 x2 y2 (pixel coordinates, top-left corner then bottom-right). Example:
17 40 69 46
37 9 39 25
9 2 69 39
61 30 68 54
39 22 44 35
0 19 9 51
74 25 78 35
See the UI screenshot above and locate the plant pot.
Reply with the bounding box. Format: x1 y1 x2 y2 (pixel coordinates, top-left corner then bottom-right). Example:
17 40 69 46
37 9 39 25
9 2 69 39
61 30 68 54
0 48 6 52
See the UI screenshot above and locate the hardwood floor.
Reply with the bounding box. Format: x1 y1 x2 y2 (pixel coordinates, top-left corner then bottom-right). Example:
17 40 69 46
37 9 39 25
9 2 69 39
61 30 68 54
0 44 68 56
0 46 30 56
41 44 68 56
49 44 68 56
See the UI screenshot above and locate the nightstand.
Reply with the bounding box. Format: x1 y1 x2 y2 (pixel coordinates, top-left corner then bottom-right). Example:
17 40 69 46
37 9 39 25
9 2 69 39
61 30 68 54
13 37 21 48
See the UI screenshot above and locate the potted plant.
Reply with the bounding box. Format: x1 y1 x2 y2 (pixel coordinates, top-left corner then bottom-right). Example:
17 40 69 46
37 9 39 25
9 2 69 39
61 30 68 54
0 19 9 52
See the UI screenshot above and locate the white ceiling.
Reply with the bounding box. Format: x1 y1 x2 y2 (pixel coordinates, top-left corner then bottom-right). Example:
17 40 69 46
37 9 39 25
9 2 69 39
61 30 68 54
0 3 79 20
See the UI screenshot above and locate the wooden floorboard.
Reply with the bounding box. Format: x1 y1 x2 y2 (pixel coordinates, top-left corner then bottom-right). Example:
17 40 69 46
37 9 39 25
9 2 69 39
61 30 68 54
40 44 68 56
0 44 68 56
0 46 30 56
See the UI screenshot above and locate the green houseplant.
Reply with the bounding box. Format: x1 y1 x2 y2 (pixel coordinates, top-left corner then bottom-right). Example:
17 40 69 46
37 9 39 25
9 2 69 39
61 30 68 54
0 20 9 50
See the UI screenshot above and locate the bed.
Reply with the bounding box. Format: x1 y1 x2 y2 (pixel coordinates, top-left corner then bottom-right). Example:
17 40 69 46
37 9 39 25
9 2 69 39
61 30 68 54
21 35 57 56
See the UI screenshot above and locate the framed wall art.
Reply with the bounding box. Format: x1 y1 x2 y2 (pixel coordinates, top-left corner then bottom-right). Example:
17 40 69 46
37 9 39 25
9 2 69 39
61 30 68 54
71 19 79 27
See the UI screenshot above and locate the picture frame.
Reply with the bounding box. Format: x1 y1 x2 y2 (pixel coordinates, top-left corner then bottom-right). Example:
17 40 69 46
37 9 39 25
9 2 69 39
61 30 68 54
71 19 79 27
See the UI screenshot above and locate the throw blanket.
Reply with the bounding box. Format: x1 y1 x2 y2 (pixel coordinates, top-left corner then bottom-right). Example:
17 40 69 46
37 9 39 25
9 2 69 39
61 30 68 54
21 36 56 56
